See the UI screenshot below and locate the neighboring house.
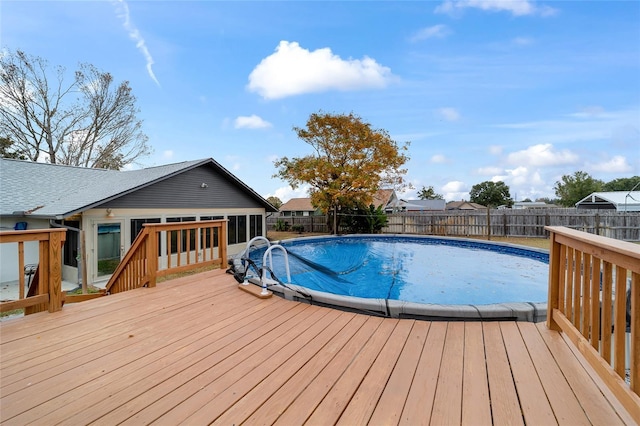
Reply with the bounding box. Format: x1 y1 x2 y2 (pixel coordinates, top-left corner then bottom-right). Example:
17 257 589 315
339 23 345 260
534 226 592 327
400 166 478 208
0 158 278 286
392 199 446 212
512 201 558 209
575 191 640 212
374 189 399 212
446 200 486 210
280 189 400 216
279 198 320 217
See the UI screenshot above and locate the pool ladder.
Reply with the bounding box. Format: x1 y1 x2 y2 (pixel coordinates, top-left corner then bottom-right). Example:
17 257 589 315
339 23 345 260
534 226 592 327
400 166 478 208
241 237 292 296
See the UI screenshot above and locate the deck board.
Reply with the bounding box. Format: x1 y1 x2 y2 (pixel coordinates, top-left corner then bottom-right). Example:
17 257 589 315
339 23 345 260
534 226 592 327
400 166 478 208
462 321 492 425
0 268 634 425
483 322 525 425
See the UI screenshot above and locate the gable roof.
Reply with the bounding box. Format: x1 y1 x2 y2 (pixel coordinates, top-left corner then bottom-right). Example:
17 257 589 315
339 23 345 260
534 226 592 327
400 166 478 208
279 189 398 213
575 191 640 211
446 201 486 210
0 158 277 219
279 198 316 212
397 199 446 211
373 189 396 208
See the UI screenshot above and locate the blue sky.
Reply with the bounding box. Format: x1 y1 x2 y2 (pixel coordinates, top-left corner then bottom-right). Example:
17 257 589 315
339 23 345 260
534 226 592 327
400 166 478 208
2 0 639 203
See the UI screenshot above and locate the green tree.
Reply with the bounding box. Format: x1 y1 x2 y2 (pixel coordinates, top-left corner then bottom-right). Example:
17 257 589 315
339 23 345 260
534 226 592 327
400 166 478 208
266 196 283 209
273 111 410 233
0 136 27 159
554 171 604 207
469 181 512 208
417 185 444 200
602 176 640 192
0 49 151 169
535 197 558 204
341 204 388 234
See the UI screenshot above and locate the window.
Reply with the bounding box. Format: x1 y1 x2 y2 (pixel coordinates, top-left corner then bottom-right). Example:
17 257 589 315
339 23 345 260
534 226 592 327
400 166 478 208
130 218 161 244
131 218 161 255
227 215 247 245
167 217 196 254
201 216 223 248
58 220 80 267
249 215 263 239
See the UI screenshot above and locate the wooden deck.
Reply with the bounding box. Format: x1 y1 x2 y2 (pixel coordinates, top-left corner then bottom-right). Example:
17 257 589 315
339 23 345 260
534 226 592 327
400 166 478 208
0 268 635 425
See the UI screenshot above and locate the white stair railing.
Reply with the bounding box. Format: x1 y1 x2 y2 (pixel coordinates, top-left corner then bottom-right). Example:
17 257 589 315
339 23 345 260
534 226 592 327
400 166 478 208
261 244 291 296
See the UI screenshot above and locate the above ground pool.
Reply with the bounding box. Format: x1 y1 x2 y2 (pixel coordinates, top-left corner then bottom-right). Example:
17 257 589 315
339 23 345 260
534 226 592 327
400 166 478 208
242 235 550 322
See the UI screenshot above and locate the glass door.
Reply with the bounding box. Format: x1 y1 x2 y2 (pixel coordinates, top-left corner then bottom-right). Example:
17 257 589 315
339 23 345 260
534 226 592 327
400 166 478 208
96 222 123 279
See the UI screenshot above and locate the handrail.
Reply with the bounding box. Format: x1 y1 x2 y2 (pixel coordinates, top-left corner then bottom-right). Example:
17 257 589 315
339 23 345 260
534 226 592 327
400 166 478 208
546 226 639 422
106 220 227 294
0 228 66 314
260 244 291 296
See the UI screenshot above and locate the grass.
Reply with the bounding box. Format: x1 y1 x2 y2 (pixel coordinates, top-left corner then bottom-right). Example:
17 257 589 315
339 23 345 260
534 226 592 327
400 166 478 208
66 285 104 295
0 308 24 318
157 264 221 283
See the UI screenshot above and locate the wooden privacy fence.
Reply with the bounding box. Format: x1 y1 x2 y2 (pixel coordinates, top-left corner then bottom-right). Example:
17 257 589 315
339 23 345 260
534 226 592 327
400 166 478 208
106 220 227 294
0 228 66 314
546 226 640 423
268 209 640 241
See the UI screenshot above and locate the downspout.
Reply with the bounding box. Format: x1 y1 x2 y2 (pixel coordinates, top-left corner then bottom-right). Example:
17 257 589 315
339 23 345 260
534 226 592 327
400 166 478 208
49 220 88 294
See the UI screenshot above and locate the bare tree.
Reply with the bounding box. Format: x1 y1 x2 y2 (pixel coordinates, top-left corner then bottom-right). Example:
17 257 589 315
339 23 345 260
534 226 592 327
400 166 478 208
0 49 151 169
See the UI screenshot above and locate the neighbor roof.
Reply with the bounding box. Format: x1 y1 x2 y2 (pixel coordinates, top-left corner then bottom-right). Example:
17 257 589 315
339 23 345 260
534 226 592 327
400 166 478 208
0 158 277 219
279 198 316 212
446 201 486 210
575 191 640 211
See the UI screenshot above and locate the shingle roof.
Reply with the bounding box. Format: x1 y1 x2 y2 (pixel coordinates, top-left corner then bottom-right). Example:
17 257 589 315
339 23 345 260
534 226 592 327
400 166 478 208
279 198 316 212
279 189 396 213
446 201 486 210
0 158 276 218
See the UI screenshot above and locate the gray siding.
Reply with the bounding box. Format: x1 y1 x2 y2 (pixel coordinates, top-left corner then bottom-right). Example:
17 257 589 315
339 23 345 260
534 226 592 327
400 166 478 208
100 165 262 209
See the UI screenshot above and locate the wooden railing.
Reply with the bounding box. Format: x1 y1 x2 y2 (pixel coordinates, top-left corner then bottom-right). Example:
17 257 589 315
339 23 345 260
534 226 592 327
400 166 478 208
546 226 639 423
106 220 227 294
0 228 66 314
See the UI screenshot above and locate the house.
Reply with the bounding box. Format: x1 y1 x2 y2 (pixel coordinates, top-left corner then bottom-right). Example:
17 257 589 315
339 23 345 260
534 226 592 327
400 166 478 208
575 191 640 212
278 198 320 217
392 199 446 212
512 201 558 209
373 189 400 212
446 200 486 210
0 158 278 286
279 189 400 216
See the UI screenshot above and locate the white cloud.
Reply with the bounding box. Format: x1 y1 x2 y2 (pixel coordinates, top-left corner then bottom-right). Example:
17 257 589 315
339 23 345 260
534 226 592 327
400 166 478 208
506 143 579 167
442 180 468 201
234 115 272 129
437 107 461 122
163 150 173 159
430 154 448 163
113 0 160 86
267 184 311 203
247 41 393 100
503 166 544 186
587 155 632 173
435 0 558 17
409 25 452 42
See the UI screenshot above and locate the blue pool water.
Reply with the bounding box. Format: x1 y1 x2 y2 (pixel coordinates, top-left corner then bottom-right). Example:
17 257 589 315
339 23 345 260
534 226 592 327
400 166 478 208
248 235 549 306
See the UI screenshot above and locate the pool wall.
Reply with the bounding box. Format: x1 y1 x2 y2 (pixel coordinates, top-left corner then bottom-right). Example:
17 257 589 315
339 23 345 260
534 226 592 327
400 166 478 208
268 282 547 322
254 234 549 322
